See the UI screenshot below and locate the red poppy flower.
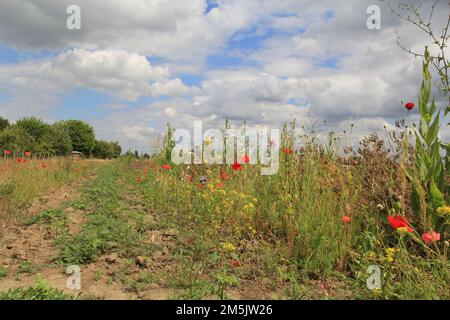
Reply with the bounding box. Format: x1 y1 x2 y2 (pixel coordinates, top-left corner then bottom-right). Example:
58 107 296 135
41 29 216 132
241 154 250 164
232 259 239 268
143 168 148 175
162 164 172 170
186 175 193 183
217 183 224 189
387 215 413 232
221 172 230 180
16 158 23 163
24 152 31 157
421 231 440 245
5 150 11 155
197 183 204 190
231 163 243 171
404 102 415 110
283 147 294 155
136 178 142 184
342 216 351 223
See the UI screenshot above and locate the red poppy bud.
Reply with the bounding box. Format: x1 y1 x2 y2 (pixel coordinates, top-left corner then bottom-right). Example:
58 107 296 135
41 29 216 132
404 102 415 110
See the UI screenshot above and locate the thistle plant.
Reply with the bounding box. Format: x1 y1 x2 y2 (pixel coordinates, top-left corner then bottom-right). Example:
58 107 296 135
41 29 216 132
407 47 448 233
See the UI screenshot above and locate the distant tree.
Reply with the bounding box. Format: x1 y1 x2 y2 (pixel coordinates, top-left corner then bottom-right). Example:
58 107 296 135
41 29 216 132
15 117 50 143
92 140 122 159
0 116 9 132
110 141 122 158
57 120 95 155
125 150 135 158
134 150 139 158
38 124 73 155
0 126 34 152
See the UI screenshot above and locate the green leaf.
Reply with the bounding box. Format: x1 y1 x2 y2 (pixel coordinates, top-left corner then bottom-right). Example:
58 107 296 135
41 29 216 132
410 182 421 216
430 180 445 210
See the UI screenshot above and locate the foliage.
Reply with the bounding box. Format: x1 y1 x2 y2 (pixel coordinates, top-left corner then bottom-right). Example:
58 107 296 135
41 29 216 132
92 140 121 159
0 278 72 300
0 116 9 132
407 47 448 233
56 120 96 155
0 125 34 152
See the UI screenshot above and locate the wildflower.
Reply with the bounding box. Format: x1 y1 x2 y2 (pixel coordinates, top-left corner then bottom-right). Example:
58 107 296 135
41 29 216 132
136 178 142 184
232 259 239 268
241 154 250 164
162 164 172 170
186 175 193 183
5 150 11 155
204 137 213 146
40 163 47 169
197 183 204 190
396 227 412 234
243 203 255 210
342 216 351 223
231 163 243 171
421 231 440 245
404 102 415 110
387 215 413 232
437 206 450 217
24 151 31 157
16 158 24 163
222 242 236 252
217 183 224 188
143 168 148 175
221 172 230 180
385 248 396 262
283 147 294 155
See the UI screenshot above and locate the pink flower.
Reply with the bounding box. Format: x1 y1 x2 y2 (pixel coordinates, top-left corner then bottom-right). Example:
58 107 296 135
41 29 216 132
241 154 250 164
421 231 440 245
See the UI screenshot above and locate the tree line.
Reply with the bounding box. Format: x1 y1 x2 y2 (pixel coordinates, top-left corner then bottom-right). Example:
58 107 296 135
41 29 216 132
0 116 121 159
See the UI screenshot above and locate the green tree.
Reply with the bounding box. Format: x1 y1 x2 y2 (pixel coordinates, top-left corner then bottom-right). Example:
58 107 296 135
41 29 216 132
92 140 122 159
0 126 34 152
38 124 73 155
15 117 50 143
0 116 9 132
57 120 95 155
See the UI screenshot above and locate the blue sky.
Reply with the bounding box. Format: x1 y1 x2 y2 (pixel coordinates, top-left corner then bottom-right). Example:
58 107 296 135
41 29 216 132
0 0 448 151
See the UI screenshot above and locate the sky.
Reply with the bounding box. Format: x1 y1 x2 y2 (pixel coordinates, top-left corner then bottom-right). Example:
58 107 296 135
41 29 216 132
0 0 449 152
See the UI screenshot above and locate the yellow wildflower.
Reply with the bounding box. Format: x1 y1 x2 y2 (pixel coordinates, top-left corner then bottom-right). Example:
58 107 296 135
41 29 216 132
437 206 450 217
243 203 255 210
385 247 396 262
222 242 236 252
204 137 213 146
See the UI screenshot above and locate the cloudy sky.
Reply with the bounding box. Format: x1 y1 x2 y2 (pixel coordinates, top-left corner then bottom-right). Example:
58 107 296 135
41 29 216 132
0 0 448 152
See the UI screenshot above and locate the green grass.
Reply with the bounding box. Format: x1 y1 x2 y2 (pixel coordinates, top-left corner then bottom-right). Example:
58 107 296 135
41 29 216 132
0 279 72 300
53 162 154 266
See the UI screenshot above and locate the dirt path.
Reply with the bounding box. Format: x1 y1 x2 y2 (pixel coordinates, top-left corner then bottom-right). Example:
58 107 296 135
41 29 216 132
0 162 180 300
